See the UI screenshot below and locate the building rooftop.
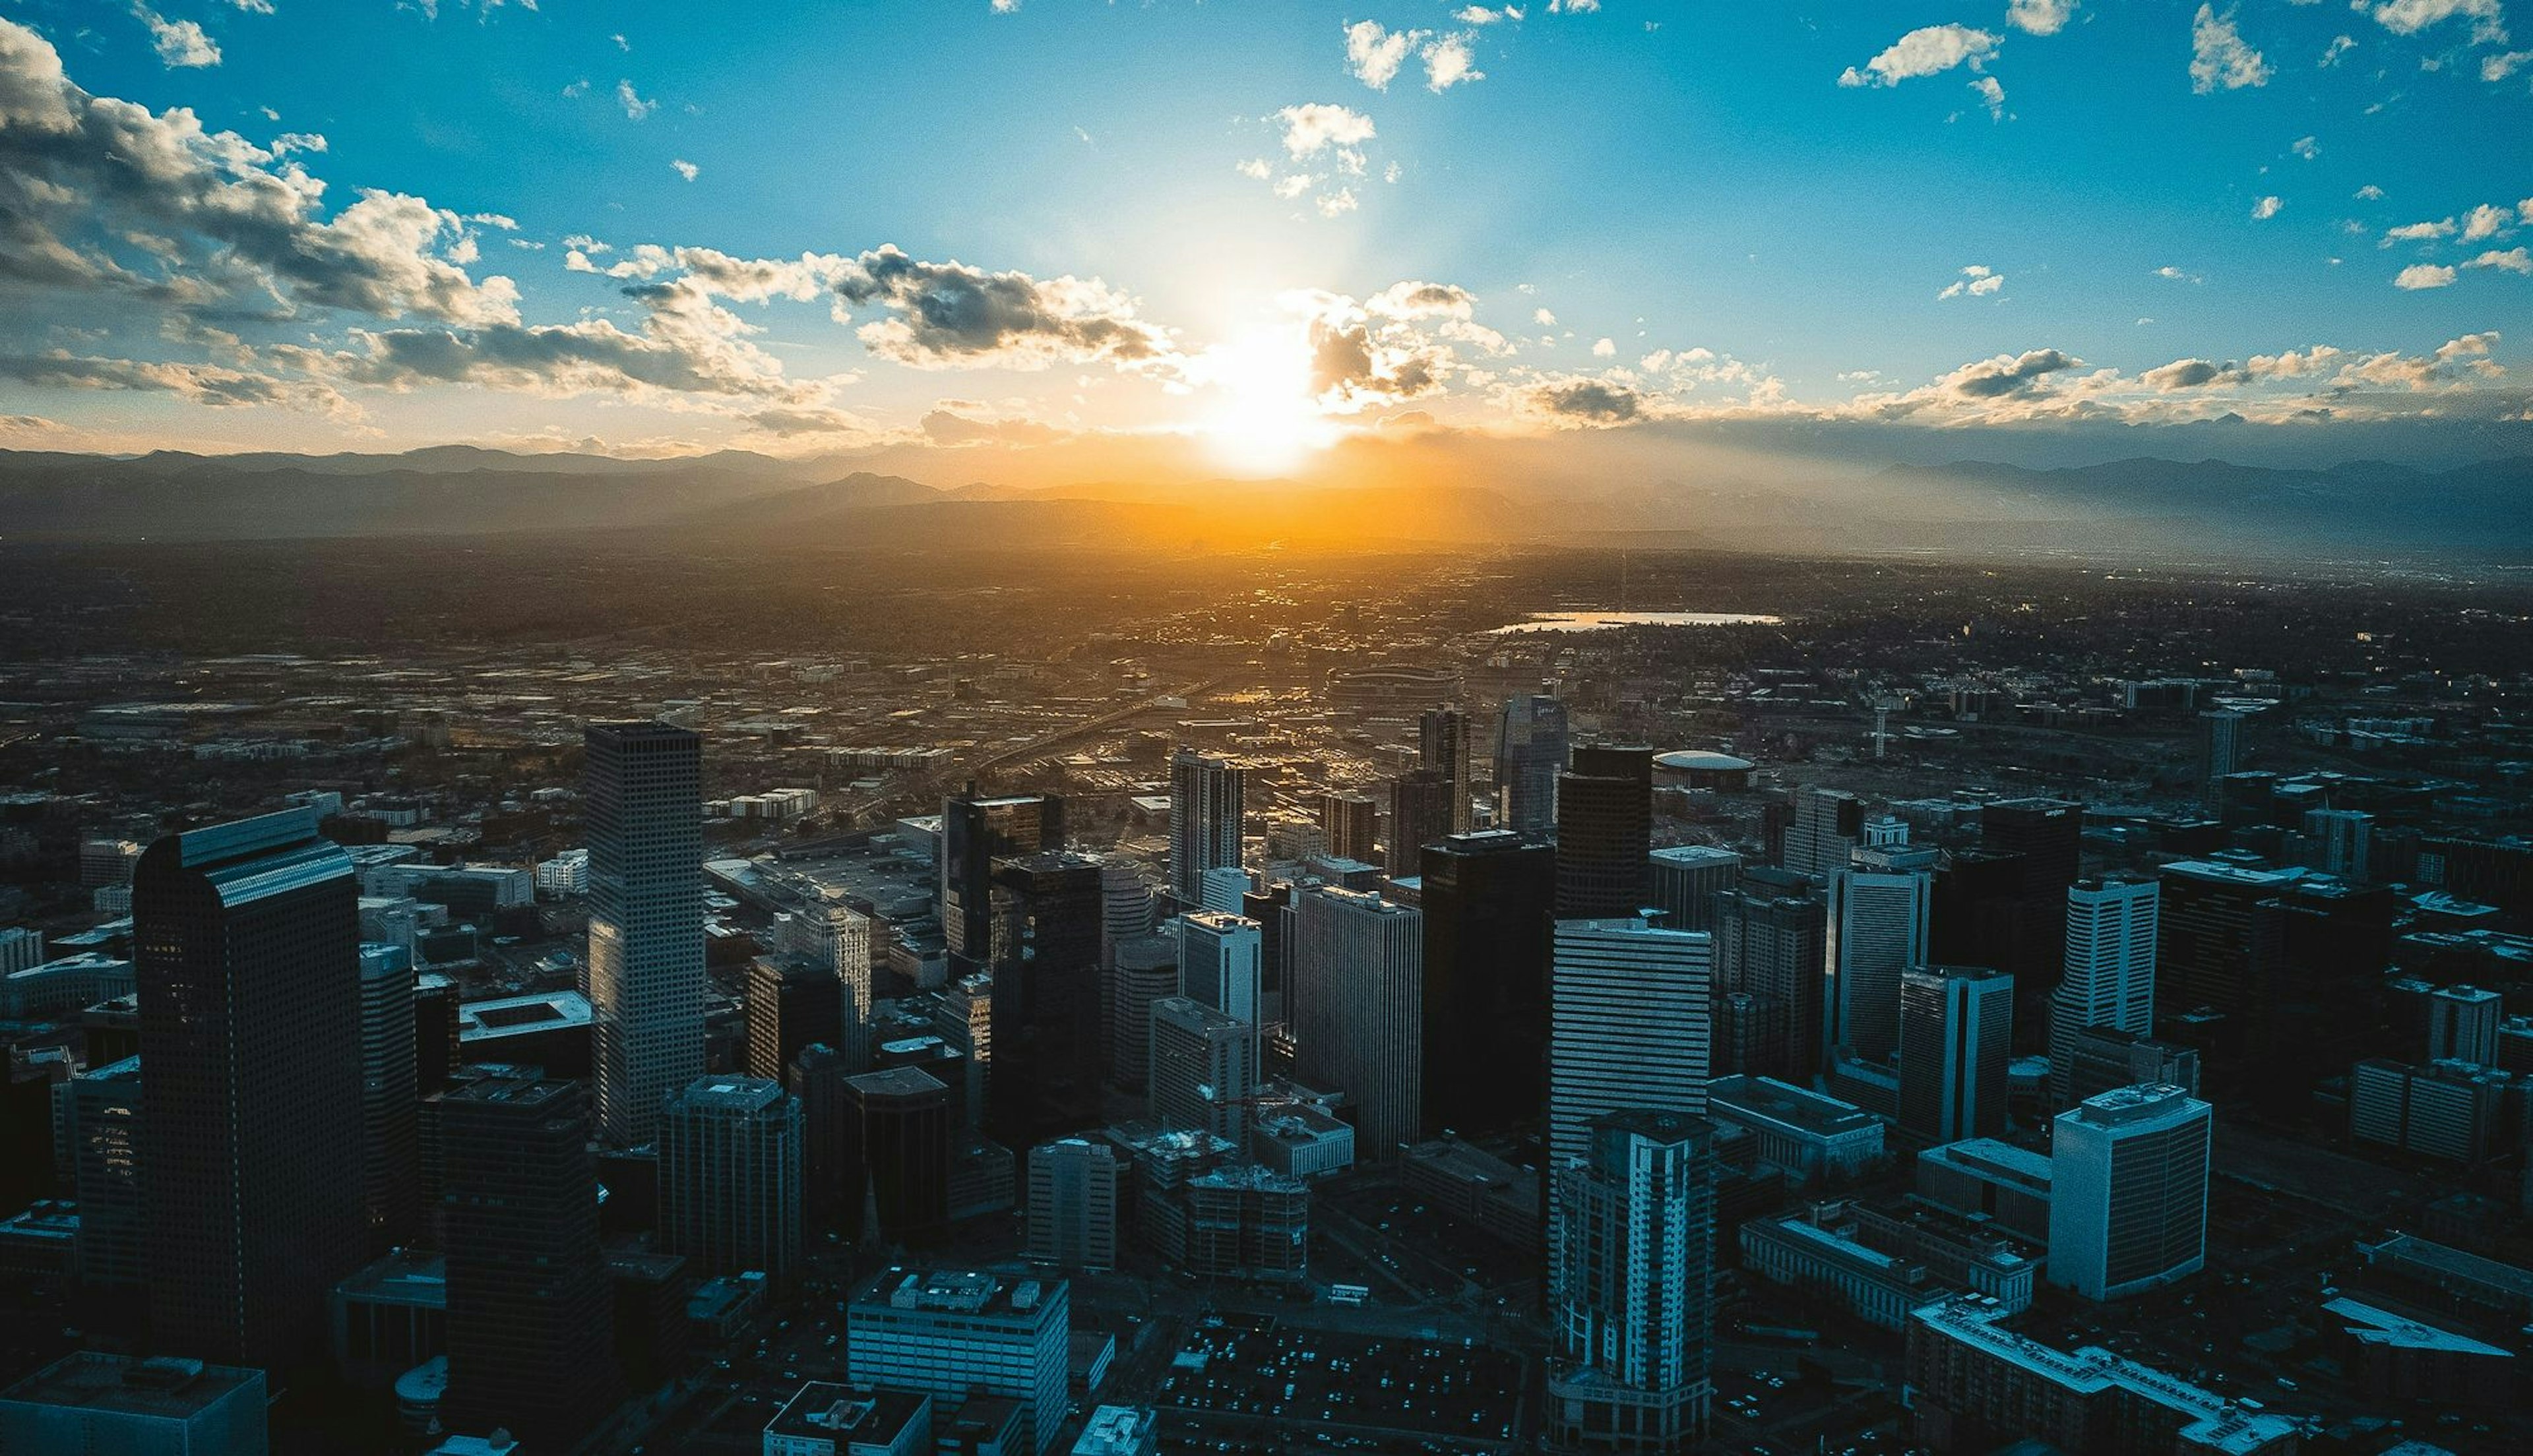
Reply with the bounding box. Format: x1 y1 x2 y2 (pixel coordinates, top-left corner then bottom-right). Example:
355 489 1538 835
335 1250 447 1307
1072 1405 1157 1455
0 1353 263 1422
1710 1074 1881 1140
1920 1138 2052 1191
2323 1297 2513 1357
856 1267 1065 1320
454 989 592 1041
763 1383 932 1446
1654 750 1755 773
670 1075 788 1112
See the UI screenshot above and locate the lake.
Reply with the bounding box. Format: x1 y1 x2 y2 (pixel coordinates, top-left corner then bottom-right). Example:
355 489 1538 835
1491 611 1784 634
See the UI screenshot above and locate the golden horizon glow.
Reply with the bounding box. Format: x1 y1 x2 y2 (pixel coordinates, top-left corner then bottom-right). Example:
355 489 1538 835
1189 324 1342 477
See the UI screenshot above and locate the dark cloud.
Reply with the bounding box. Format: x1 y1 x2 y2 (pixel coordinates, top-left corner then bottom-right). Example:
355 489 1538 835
1945 348 2080 399
1527 377 1643 421
834 245 1173 370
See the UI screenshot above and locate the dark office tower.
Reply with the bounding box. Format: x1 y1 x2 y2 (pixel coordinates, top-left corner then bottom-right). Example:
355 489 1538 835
1709 869 1828 1081
1782 786 1865 878
660 1076 803 1287
1647 845 1741 934
1169 749 1245 906
414 974 460 1097
69 1056 145 1301
2243 878 2396 1117
0 1060 58 1217
1319 792 1379 865
133 808 365 1367
1387 768 1455 880
1932 848 2052 998
585 720 704 1149
1243 883 1295 1029
846 1067 953 1247
1547 1110 1717 1453
1555 744 1654 919
1982 799 2082 895
2195 710 2243 807
792 1043 849 1230
440 1074 623 1447
943 789 1065 975
1494 692 1571 839
2152 860 2305 1031
1898 967 2013 1145
1420 706 1475 834
748 956 843 1085
358 943 420 1249
1419 831 1556 1139
987 850 1106 1141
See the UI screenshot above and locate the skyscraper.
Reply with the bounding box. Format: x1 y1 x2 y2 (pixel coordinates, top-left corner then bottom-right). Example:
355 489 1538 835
846 1067 953 1248
660 1076 803 1287
1645 845 1741 934
1493 693 1570 839
1292 886 1424 1158
1149 995 1255 1145
2049 878 2159 1106
2427 985 2503 1066
2303 807 2373 882
1823 864 1931 1069
944 790 1064 976
783 895 875 1069
1549 917 1712 1230
1168 750 1244 906
1782 787 1865 879
1710 869 1827 1081
1555 743 1654 919
1419 706 1474 834
1026 1138 1123 1272
1419 830 1555 1139
1319 791 1379 864
2195 710 2243 806
1108 931 1179 1094
1548 1110 1718 1454
1386 767 1454 880
1898 967 2014 1145
133 808 365 1366
585 720 704 1148
2046 1083 2211 1301
987 849 1106 1139
440 1072 623 1445
358 941 421 1248
1176 909 1263 1029
67 1056 144 1298
748 955 844 1085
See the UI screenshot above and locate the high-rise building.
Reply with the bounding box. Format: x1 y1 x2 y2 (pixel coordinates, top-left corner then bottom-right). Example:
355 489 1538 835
2049 879 2159 1106
660 1076 803 1287
1107 932 1179 1094
791 1043 850 1228
1646 845 1740 934
2195 710 2244 805
1026 1138 1123 1272
1243 882 1295 1031
1385 768 1454 880
67 1056 144 1297
1980 799 2082 900
1197 865 1253 915
846 1067 953 1248
1319 792 1379 864
2154 860 2302 1026
2046 1083 2212 1301
2427 985 2503 1067
0 1354 268 1456
1549 917 1712 1237
987 850 1106 1139
945 790 1065 975
584 720 704 1148
1548 1110 1718 1454
357 942 420 1250
1898 967 2014 1145
748 956 844 1085
2303 808 2373 882
1493 693 1571 839
782 895 874 1070
2241 876 2395 1115
1419 706 1474 834
1176 910 1263 1029
1418 830 1556 1141
2056 1026 2201 1108
1710 869 1827 1081
0 926 42 976
1149 996 1255 1145
1555 744 1654 919
1291 887 1423 1159
1168 750 1245 907
849 1268 1069 1455
1823 865 1931 1069
1782 787 1865 879
133 808 365 1366
439 1073 623 1446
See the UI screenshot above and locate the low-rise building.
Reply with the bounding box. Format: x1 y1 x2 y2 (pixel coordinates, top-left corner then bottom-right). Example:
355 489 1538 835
0 1354 268 1456
1706 1074 1884 1185
761 1384 931 1456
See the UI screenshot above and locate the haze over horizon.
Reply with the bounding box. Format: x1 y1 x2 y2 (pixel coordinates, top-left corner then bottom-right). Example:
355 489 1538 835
0 0 2528 487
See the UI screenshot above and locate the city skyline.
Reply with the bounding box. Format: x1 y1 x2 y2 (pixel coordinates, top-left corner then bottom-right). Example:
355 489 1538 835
0 2 2526 477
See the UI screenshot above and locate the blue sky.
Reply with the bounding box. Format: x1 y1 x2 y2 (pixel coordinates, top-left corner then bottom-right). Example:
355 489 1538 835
0 0 2526 471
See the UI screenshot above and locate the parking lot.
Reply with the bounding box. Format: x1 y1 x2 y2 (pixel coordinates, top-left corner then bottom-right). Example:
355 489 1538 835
1157 1314 1528 1452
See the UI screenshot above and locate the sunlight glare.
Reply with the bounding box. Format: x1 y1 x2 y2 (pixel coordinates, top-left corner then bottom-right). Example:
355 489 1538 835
1191 324 1338 476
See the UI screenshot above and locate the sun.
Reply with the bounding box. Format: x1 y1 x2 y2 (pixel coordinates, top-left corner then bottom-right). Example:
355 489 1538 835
1191 324 1340 475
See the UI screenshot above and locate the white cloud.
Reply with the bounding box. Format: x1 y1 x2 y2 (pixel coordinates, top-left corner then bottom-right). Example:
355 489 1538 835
1590 336 1615 357
1454 7 1522 24
2191 6 2270 94
1275 103 1375 158
1344 21 1425 90
2156 265 2205 282
1235 158 1271 181
1839 24 2000 88
2250 195 2282 220
670 158 698 181
2393 262 2457 289
1969 75 2006 119
2291 135 2319 160
2385 218 2456 242
1937 264 2006 299
991 0 1020 12
1534 307 1556 326
2468 246 2533 272
1423 33 1484 91
2356 183 2386 200
2007 0 2076 37
2485 49 2532 78
2462 202 2515 240
136 8 220 68
617 80 656 121
2369 0 2509 46
2321 34 2358 66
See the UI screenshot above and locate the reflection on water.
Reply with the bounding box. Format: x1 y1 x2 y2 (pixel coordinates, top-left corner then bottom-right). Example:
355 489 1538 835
1491 611 1784 634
